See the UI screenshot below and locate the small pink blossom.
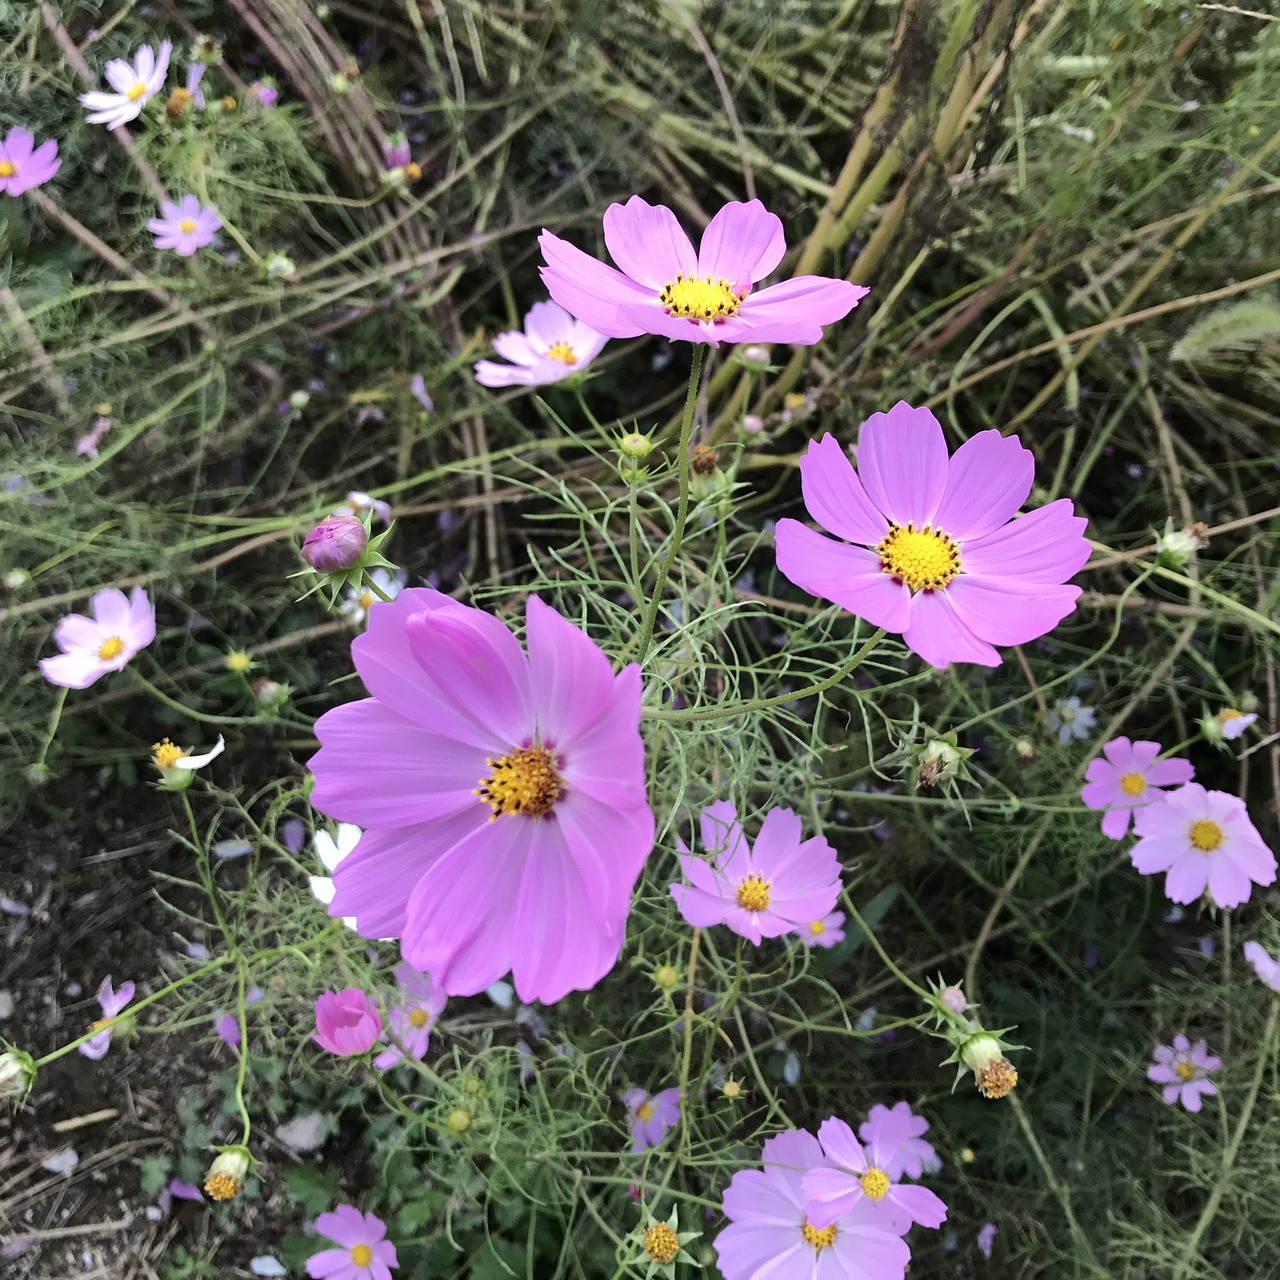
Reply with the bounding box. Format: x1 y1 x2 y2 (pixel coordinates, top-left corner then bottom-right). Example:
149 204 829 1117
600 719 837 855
373 964 447 1069
313 989 382 1056
475 300 608 388
0 126 61 196
147 195 221 256
80 41 172 129
1131 783 1276 909
860 1100 937 1181
1081 737 1194 839
1243 941 1280 993
382 133 411 169
39 586 155 689
1217 709 1258 740
1147 1035 1220 1112
621 1086 680 1152
79 976 135 1060
977 1222 997 1258
76 417 112 459
794 909 845 948
214 1013 241 1049
248 80 278 108
306 1206 397 1280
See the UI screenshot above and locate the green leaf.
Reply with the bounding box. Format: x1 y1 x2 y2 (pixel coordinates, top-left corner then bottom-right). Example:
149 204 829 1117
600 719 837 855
283 1164 339 1216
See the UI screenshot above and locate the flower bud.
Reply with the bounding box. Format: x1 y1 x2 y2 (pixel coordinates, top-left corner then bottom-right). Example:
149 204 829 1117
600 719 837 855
288 389 311 411
0 1049 37 1105
619 432 653 461
446 1107 471 1133
940 985 967 1015
203 1145 252 1201
263 252 297 281
960 1034 1019 1099
1013 737 1036 762
329 72 351 94
252 677 290 709
736 344 771 373
741 414 765 434
653 964 680 991
301 516 367 574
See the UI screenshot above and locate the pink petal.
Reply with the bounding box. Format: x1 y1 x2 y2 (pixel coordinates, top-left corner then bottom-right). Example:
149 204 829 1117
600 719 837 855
491 331 539 366
555 790 652 920
538 231 650 338
799 1168 859 1229
900 589 1001 669
305 1247 355 1279
669 880 733 928
474 360 539 388
932 430 1034 540
1101 737 1137 770
1207 853 1257 909
798 433 890 546
524 594 615 747
745 806 803 877
945 576 1082 646
39 651 107 689
51 612 103 653
602 196 696 287
962 500 1090 582
559 666 647 808
523 300 576 347
1163 853 1211 904
1146 757 1195 787
889 1182 948 1228
1099 805 1134 840
696 200 786 283
104 60 136 93
856 401 950 529
734 277 868 344
1130 833 1180 875
314 1208 365 1249
90 588 134 633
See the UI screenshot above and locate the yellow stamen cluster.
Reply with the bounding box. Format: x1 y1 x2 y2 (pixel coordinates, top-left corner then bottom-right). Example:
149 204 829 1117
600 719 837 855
977 1058 1019 1099
349 1245 373 1266
153 739 185 770
642 1222 680 1264
808 920 825 936
97 635 125 660
735 874 771 912
801 1219 838 1250
636 1100 655 1122
545 341 577 365
876 522 961 593
178 218 197 234
1189 819 1224 852
204 1171 240 1201
475 746 564 820
1118 772 1146 797
1220 709 1243 722
659 272 742 322
407 1007 430 1029
860 1168 890 1201
403 161 421 181
0 161 16 178
126 82 147 102
1175 1061 1195 1081
166 87 193 118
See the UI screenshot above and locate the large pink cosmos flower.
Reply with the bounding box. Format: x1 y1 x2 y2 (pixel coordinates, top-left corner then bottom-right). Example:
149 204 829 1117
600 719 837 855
306 1206 398 1280
1081 737 1195 840
716 1129 910 1280
1130 783 1276 909
538 197 867 347
474 300 608 388
1147 1035 1220 1112
0 126 61 196
860 1101 936 1181
774 402 1091 668
669 800 841 945
309 590 653 1004
802 1114 948 1234
39 587 155 689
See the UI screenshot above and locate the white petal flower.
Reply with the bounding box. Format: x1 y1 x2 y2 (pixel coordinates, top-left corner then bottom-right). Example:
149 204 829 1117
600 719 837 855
310 823 362 929
80 41 172 128
174 736 225 771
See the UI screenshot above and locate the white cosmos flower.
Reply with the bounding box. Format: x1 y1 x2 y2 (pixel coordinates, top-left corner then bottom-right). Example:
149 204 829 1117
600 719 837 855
338 567 405 627
152 735 225 787
310 823 361 930
80 41 172 129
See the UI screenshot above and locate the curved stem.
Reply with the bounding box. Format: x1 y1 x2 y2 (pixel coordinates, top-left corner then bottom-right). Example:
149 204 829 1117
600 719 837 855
129 668 251 726
842 887 931 999
362 570 395 603
35 686 67 767
233 965 252 1144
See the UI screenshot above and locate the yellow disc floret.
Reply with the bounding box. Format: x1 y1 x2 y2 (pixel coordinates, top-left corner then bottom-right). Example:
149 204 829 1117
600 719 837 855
876 522 961 593
0 161 15 178
97 635 125 660
659 272 742 322
801 1219 838 1250
407 1007 429 1029
475 746 564 820
204 1171 240 1200
636 1100 655 1122
1188 819 1224 852
1119 772 1146 797
153 739 185 770
179 218 197 234
860 1168 890 1201
735 874 771 912
977 1058 1019 1099
545 341 577 365
642 1222 680 1264
808 920 825 936
1175 1061 1195 1081
349 1245 373 1266
126 82 147 101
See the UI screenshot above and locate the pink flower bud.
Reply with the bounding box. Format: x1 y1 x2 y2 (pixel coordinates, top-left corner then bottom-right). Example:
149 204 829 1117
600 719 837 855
312 988 381 1056
941 985 967 1014
301 516 366 573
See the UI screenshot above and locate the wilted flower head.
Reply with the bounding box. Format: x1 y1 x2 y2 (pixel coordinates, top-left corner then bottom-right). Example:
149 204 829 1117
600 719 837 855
80 41 172 128
1148 1035 1220 1112
79 976 136 1060
39 587 155 689
621 1087 680 1152
147 195 221 256
203 1145 252 1201
313 988 382 1056
302 516 368 573
0 126 61 196
475 300 608 388
958 1034 1019 1099
306 1205 398 1280
1081 737 1194 839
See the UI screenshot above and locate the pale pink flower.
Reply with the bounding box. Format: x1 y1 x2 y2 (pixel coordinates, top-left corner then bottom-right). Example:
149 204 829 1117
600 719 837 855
774 403 1091 668
860 1101 936 1181
147 195 221 256
1217 709 1257 741
306 1206 397 1280
670 800 841 945
79 976 135 1060
1147 1035 1220 1112
39 587 155 689
0 126 61 196
373 964 447 1069
214 1013 241 1049
621 1086 680 1152
538 196 867 346
1131 783 1276 909
474 300 608 388
795 909 845 949
312 989 382 1056
1243 941 1280 993
1081 737 1194 839
80 41 172 128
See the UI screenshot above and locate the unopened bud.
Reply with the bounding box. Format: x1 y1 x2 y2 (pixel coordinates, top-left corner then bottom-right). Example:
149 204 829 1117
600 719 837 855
263 252 296 281
0 1050 37 1104
446 1107 471 1133
940 985 967 1015
301 516 367 573
1013 737 1036 762
737 344 771 373
288 389 310 411
741 414 765 434
329 72 351 94
619 432 653 461
203 1145 252 1201
653 965 680 991
252 677 288 708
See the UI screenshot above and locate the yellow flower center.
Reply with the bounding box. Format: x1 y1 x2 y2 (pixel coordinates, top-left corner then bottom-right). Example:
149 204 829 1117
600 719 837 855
658 272 742 322
545 341 577 365
1118 772 1146 797
1175 1061 1195 1081
735 874 771 912
0 161 16 177
152 739 185 770
226 651 252 672
977 1058 1019 1099
407 1007 430 1029
178 218 197 234
349 1244 373 1266
801 1219 838 1250
403 161 421 181
97 635 125 660
126 82 147 101
89 1017 112 1034
642 1222 680 1264
204 1172 240 1200
636 1100 655 1122
808 920 825 936
166 88 193 118
860 1167 890 1201
1220 709 1242 721
1188 819 1224 852
475 745 564 820
358 591 374 610
876 522 962 593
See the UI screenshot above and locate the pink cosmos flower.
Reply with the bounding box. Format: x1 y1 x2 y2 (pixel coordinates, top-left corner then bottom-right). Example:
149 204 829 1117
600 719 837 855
249 80 278 108
0 127 60 196
382 134 411 169
860 1101 936 1181
621 1086 680 1152
1147 1035 1220 1112
716 1128 910 1280
1244 941 1280 993
306 1206 398 1280
80 41 172 129
802 1115 948 1234
977 1222 998 1259
474 300 609 388
1216 709 1258 741
1081 737 1194 839
214 1013 241 1049
1130 783 1276 909
309 591 653 1004
669 800 841 945
373 964 447 1069
39 586 156 689
538 196 867 347
795 909 846 949
147 195 221 256
79 976 135 1060
774 403 1091 668
313 989 382 1056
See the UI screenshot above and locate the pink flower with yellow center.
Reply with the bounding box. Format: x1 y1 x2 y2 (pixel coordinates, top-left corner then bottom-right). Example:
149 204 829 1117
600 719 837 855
621 1086 680 1152
795 909 846 949
38 586 155 689
305 1206 398 1280
147 194 221 256
474 300 608 388
0 126 61 196
373 963 447 1069
1081 737 1194 839
1147 1035 1219 1112
774 402 1091 668
538 196 867 347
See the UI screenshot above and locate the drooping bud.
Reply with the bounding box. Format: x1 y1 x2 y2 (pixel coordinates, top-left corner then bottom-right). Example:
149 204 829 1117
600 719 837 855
960 1034 1019 1099
203 1145 252 1201
0 1049 37 1105
301 516 367 574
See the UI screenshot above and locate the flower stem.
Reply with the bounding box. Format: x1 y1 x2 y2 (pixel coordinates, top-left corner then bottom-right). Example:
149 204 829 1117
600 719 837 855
233 965 252 1145
676 927 702 1157
362 570 394 603
35 685 67 767
842 887 931 1000
129 668 249 725
633 344 705 662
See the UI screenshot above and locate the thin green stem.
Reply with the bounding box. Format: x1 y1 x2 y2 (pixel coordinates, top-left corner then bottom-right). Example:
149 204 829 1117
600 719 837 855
233 965 252 1144
363 570 395 603
130 668 250 725
35 685 67 767
676 927 702 1157
628 482 643 610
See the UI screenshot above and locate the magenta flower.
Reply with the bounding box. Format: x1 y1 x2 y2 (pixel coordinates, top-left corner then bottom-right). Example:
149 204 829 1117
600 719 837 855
249 80 278 108
774 403 1091 668
795 909 846 949
669 800 841 945
39 586 155 689
301 515 367 573
860 1101 936 1181
621 1086 680 1152
1147 1035 1220 1112
802 1115 948 1234
977 1222 998 1259
0 127 60 196
309 591 653 1004
474 300 609 388
373 964 447 1069
538 196 867 347
1131 783 1276 909
1244 941 1280 992
79 976 135 1060
313 989 382 1056
306 1206 398 1280
80 41 172 128
382 133 411 169
716 1129 910 1280
213 1013 241 1049
147 195 221 256
1081 737 1194 839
